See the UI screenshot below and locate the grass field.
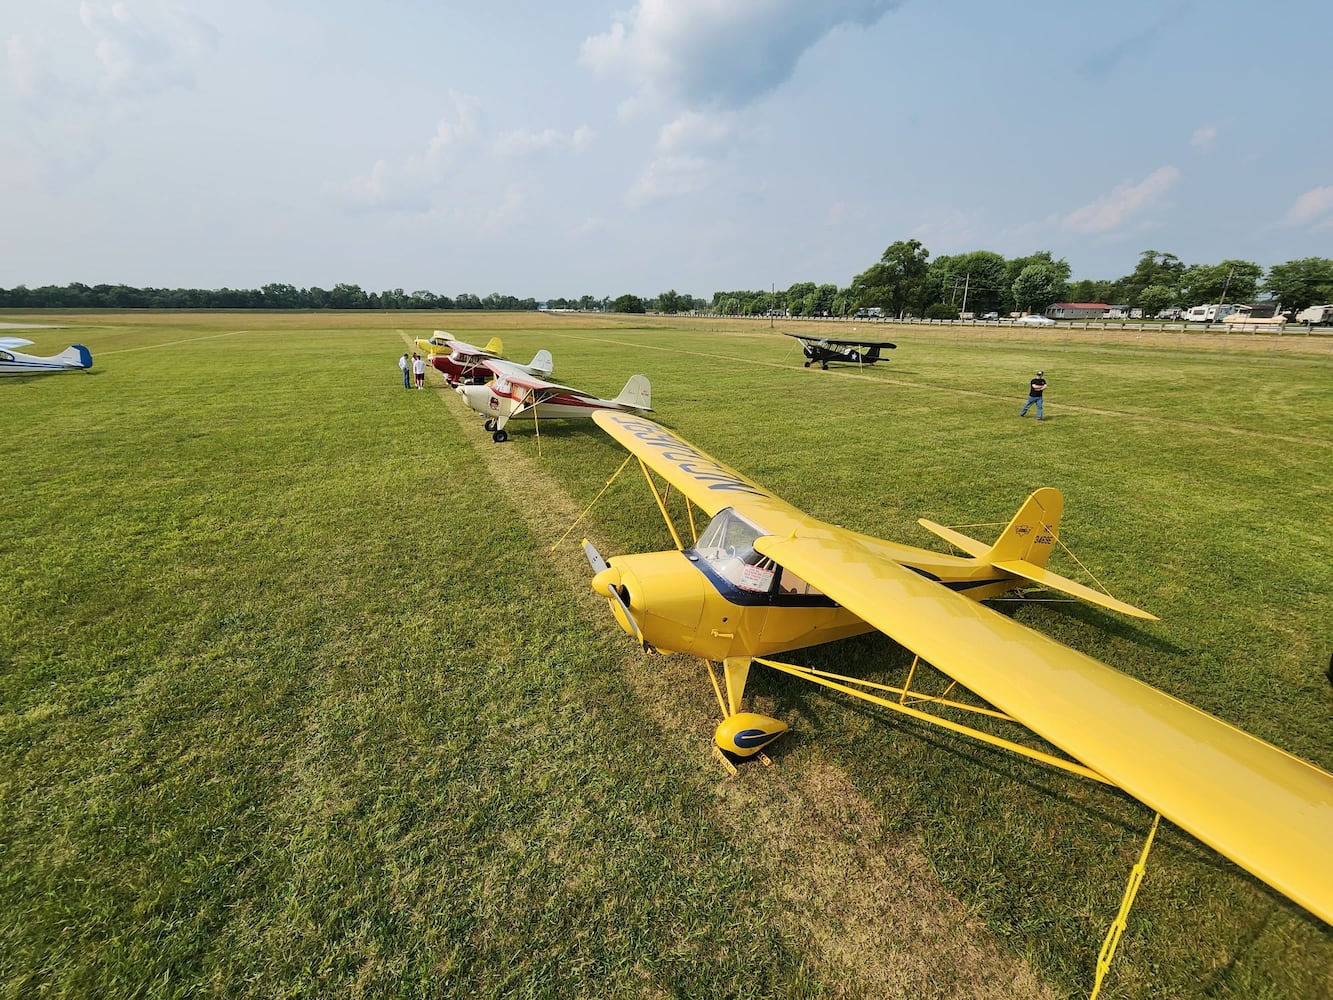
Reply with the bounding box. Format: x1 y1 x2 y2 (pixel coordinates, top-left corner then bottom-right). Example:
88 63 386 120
2 310 1330 999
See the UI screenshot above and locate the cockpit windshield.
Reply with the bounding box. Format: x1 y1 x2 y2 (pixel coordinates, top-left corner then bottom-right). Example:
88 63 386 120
690 508 776 593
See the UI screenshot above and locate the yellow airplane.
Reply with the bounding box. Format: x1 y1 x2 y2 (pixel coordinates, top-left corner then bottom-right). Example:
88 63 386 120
581 410 1333 945
413 331 502 358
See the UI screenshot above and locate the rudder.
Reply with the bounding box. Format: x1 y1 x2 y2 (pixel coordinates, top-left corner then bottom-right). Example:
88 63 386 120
986 487 1063 567
613 374 652 411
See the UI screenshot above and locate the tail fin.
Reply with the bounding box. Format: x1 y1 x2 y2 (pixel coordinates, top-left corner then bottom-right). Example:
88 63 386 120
919 487 1158 620
986 486 1063 567
60 345 93 370
918 487 1062 565
613 375 652 411
527 349 554 377
483 336 504 356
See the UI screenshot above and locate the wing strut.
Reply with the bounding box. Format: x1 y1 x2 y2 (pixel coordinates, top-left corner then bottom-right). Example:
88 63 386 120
754 656 1111 785
639 458 685 550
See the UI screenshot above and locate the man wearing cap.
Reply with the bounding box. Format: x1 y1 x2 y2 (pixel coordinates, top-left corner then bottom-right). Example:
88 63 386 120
1020 370 1047 420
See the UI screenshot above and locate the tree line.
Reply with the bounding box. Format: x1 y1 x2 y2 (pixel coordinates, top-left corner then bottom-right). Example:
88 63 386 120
2 248 1330 317
708 244 1333 320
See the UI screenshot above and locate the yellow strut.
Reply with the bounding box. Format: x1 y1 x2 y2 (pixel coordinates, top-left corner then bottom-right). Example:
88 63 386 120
639 458 685 550
755 656 1111 785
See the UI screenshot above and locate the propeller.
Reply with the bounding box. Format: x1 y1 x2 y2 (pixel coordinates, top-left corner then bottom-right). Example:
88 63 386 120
582 539 645 647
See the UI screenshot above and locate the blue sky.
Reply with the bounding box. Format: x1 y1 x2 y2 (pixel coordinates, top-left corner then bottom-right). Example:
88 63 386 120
3 0 1330 300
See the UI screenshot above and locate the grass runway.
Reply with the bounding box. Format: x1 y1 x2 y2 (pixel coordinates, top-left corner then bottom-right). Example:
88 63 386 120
2 311 1330 999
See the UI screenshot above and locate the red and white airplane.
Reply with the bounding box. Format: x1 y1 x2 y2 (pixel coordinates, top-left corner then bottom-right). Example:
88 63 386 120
456 363 652 442
417 332 553 386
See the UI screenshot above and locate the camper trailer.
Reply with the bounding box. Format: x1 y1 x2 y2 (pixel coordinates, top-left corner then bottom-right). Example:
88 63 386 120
1183 304 1240 323
1294 304 1333 326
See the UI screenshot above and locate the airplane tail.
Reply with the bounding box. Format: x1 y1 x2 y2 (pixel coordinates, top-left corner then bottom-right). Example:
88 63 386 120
483 336 504 356
528 349 554 377
613 375 652 411
918 489 1158 620
60 345 93 370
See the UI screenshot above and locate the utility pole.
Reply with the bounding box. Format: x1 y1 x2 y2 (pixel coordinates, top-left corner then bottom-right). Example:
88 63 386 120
1209 265 1237 327
960 272 971 317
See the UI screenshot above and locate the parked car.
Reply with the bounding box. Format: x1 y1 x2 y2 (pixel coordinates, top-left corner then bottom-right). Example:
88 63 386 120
1015 314 1056 326
981 311 999 320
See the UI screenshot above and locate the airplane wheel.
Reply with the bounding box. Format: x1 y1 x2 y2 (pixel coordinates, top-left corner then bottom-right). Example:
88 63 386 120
484 418 496 432
492 429 508 443
821 362 828 370
804 361 811 367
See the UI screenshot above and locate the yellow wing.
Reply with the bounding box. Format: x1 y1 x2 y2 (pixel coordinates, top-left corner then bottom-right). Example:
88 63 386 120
753 530 1333 925
593 410 807 525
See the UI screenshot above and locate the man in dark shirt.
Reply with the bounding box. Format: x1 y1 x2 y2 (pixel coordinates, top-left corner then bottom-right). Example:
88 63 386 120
1020 370 1047 420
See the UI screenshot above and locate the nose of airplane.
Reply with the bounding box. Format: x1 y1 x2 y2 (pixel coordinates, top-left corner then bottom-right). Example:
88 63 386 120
591 565 622 599
457 383 485 410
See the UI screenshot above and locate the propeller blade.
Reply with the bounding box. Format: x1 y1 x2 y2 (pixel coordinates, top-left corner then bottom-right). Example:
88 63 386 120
583 539 609 575
584 540 644 646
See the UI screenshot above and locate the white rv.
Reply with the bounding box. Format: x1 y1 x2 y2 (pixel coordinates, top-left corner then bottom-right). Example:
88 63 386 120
1183 303 1240 322
1294 304 1333 326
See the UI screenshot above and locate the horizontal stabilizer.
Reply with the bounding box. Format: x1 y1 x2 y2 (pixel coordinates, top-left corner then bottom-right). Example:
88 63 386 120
918 518 990 558
992 558 1159 621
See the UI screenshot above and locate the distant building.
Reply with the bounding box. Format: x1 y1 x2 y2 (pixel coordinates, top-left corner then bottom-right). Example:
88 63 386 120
1045 302 1110 319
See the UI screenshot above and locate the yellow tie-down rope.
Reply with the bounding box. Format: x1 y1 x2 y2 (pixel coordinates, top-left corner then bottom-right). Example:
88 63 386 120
1090 812 1160 1000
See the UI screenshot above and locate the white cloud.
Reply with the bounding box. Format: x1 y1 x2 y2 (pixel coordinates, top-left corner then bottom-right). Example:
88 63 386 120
338 92 482 213
494 125 594 158
657 111 733 153
1191 125 1218 150
78 1 216 98
625 154 712 207
1061 166 1180 234
581 0 901 110
1283 185 1333 229
482 187 525 232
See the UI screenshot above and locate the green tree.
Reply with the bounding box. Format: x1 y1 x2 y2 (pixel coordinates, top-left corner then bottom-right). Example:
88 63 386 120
931 250 1007 315
1137 284 1175 318
850 239 931 317
1180 260 1262 306
1012 264 1065 313
1004 251 1070 314
657 289 683 314
1262 257 1333 311
1109 250 1185 305
612 293 645 313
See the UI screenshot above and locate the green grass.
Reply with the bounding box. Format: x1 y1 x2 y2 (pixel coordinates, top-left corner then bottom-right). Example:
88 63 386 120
2 311 1330 999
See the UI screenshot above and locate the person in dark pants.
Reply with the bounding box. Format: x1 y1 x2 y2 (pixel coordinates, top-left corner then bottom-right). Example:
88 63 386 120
1020 370 1047 420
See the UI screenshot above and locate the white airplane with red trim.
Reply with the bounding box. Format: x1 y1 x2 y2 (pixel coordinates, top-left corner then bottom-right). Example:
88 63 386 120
455 362 651 442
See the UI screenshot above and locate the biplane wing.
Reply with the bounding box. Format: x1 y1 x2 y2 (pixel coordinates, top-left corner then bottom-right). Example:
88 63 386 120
590 410 1333 926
